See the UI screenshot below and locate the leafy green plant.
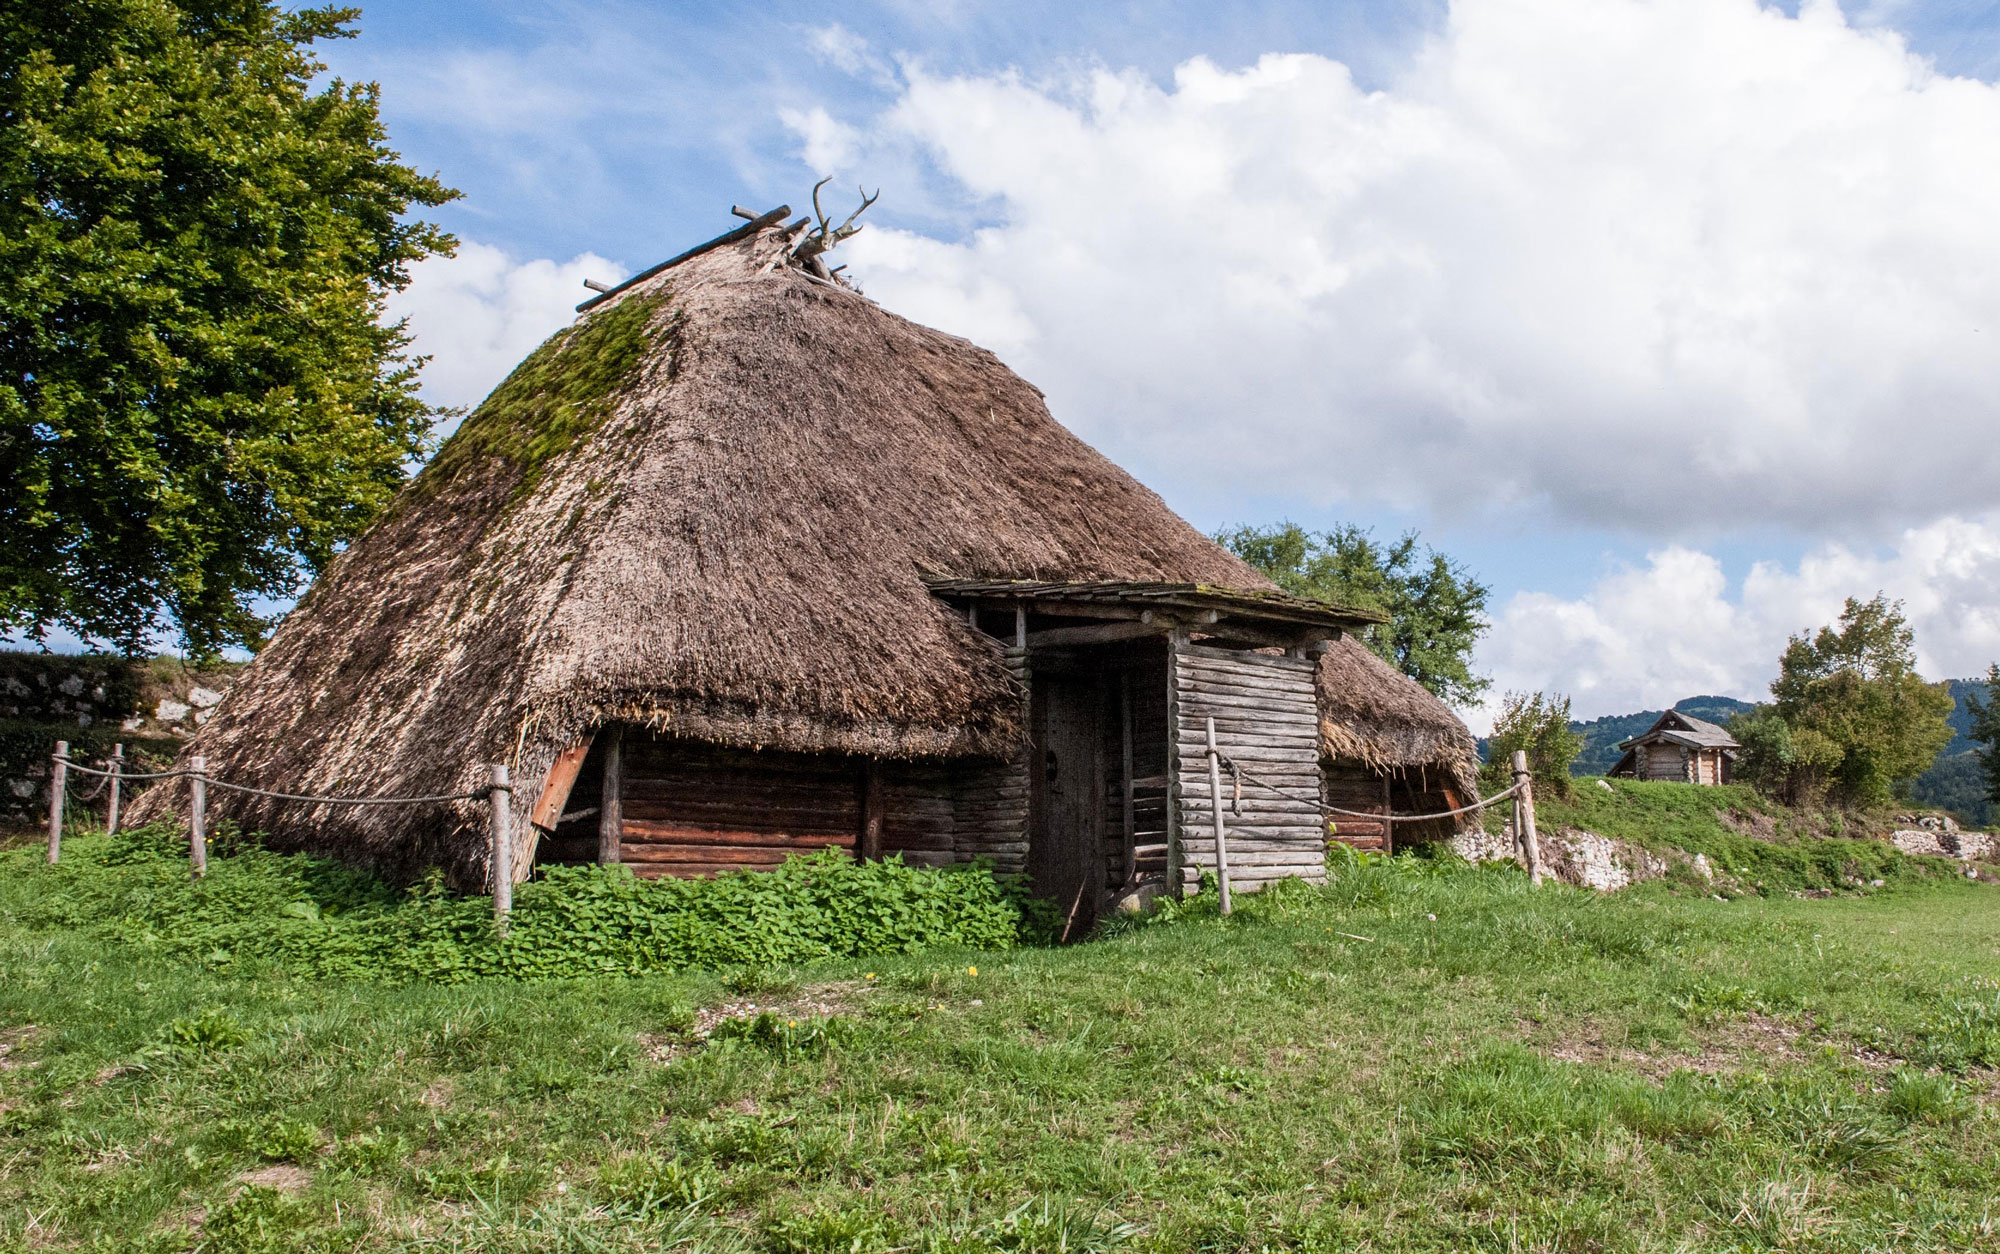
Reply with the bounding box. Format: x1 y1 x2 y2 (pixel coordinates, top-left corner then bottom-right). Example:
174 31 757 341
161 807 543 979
595 1152 719 1213
1 837 1026 985
710 1011 854 1059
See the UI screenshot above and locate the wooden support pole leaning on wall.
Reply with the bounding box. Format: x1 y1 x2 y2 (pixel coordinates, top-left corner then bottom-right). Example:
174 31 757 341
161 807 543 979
47 740 67 865
1510 750 1542 887
188 754 208 879
1205 717 1234 916
490 764 513 932
598 727 624 865
106 743 124 837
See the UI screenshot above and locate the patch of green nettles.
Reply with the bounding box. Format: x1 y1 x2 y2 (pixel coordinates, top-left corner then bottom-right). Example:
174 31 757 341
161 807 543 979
420 287 675 499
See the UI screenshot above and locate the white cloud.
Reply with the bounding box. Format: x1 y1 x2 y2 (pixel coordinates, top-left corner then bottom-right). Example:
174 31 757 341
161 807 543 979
385 242 625 413
820 0 2000 538
1475 514 2000 728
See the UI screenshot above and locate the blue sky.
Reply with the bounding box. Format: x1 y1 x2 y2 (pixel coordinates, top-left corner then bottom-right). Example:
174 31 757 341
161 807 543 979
278 2 2000 721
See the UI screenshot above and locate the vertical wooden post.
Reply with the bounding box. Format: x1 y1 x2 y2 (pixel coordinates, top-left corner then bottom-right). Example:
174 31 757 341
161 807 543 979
1510 750 1542 888
1381 773 1395 856
1205 717 1233 916
859 761 885 861
105 743 124 837
47 740 67 865
490 764 513 932
188 754 208 879
1119 672 1135 886
1014 607 1027 649
597 727 623 865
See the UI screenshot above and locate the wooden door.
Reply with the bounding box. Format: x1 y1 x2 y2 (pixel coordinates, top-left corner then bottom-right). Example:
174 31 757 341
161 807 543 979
1029 671 1105 938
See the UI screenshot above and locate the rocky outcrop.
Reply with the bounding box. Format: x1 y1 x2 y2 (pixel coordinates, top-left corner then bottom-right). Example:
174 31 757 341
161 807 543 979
1890 828 1996 861
1451 824 1693 891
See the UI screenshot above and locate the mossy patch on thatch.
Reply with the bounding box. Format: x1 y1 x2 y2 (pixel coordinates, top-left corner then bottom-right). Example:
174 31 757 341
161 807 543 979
418 286 676 500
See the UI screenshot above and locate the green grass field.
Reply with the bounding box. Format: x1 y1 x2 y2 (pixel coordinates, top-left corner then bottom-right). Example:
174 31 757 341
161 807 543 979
1 834 1996 1252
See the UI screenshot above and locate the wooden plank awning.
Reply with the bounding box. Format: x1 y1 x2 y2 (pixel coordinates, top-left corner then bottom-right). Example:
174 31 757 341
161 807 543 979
923 577 1384 631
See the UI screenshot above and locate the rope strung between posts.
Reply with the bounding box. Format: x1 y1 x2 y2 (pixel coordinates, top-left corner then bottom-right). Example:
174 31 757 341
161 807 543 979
1209 751 1524 824
55 755 493 805
58 761 188 782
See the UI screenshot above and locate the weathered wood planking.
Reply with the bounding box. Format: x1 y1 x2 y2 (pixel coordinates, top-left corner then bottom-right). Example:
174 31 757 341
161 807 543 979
1170 643 1326 890
951 647 1032 874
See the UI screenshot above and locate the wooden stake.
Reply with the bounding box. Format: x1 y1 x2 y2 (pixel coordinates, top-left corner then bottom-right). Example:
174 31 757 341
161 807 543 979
1205 717 1233 916
598 727 623 865
1511 750 1542 887
105 743 124 837
47 740 67 865
189 754 208 879
490 764 513 932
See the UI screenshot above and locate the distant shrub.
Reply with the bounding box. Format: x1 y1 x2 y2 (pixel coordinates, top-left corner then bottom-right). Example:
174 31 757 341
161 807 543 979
0 832 1024 985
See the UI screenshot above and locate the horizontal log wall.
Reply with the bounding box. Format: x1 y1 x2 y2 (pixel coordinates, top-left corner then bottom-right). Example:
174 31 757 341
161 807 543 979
616 737 859 878
1324 764 1389 851
952 648 1031 874
1170 643 1326 890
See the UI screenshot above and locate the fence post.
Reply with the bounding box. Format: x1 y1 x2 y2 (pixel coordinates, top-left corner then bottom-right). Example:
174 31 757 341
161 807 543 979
189 754 208 879
47 741 67 865
1205 717 1234 917
489 764 513 934
1510 750 1542 888
105 744 124 837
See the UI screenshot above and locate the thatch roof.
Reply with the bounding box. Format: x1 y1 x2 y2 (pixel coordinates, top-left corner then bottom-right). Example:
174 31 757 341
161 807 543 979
130 213 1293 883
1315 636 1480 799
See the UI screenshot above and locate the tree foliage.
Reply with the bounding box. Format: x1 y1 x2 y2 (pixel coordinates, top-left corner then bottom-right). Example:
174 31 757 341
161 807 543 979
1732 595 1954 806
0 1 457 656
1960 662 2000 811
1482 690 1584 799
1217 522 1490 705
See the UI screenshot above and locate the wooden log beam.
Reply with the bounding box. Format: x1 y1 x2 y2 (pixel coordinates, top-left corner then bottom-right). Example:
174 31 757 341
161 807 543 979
1026 620 1167 648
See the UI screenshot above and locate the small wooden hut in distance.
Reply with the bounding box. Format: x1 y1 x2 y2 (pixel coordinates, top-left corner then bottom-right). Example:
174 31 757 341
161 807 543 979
1607 710 1740 785
137 204 1477 931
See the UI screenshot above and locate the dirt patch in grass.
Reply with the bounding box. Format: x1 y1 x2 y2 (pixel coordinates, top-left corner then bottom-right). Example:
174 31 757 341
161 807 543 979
642 981 872 1064
1536 1013 1899 1080
0 1025 38 1071
235 1164 313 1193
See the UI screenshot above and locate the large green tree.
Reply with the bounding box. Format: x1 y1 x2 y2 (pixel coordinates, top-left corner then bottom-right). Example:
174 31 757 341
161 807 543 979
1218 521 1491 705
1 1 456 656
1735 595 1955 807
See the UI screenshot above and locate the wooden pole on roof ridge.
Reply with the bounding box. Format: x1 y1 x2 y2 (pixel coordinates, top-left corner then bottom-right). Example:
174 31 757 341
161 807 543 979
1205 717 1233 916
189 754 207 879
106 744 124 837
47 741 66 865
490 764 513 933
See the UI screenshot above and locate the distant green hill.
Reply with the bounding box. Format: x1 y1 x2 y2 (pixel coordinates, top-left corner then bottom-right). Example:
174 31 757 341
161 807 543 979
1910 677 1992 825
1566 696 1757 776
1478 696 1756 775
1494 680 1995 825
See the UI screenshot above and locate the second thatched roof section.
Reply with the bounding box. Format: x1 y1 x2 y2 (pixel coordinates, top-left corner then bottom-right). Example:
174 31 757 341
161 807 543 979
1316 636 1481 801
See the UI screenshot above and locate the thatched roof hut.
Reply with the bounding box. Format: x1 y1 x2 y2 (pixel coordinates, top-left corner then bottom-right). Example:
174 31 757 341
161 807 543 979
1315 636 1482 848
132 205 1474 914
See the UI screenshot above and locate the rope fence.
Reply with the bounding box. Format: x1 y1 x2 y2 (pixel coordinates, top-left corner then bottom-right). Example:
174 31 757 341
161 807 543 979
1195 719 1546 915
42 741 517 933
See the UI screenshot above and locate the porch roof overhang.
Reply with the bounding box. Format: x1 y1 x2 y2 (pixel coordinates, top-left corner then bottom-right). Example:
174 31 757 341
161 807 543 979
924 577 1383 647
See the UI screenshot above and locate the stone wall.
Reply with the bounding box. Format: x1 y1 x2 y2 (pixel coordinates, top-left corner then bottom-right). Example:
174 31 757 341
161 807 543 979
1 652 241 830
